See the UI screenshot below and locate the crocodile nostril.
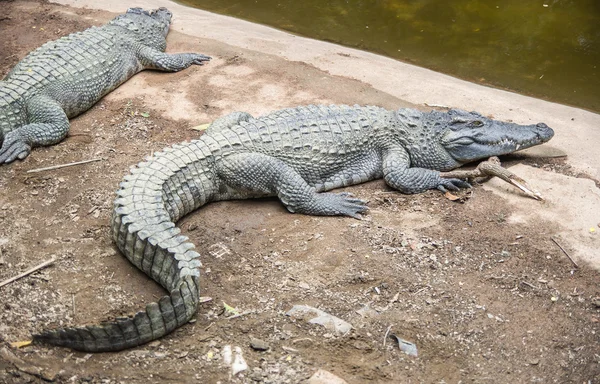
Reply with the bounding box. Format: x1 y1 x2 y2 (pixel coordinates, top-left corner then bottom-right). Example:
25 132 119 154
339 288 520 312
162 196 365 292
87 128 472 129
536 123 548 128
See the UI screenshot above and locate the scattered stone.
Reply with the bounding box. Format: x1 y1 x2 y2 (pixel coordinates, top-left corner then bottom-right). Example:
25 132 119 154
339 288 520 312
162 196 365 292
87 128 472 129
250 337 270 351
529 359 540 366
148 340 161 348
128 350 149 358
352 340 372 351
222 345 248 375
74 354 92 364
356 302 378 318
232 346 248 376
307 369 348 384
281 345 299 353
286 305 352 335
298 281 311 290
389 335 418 357
222 345 233 365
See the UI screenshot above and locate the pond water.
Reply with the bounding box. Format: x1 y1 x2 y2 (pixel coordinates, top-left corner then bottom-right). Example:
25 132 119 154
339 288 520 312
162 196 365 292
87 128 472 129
178 0 600 113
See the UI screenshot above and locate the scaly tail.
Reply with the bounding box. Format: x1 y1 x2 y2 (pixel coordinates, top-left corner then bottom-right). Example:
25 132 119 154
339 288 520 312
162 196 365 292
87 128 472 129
34 142 212 351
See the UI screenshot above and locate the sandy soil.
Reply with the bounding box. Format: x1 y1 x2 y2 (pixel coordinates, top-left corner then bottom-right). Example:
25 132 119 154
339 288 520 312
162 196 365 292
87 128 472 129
0 1 598 383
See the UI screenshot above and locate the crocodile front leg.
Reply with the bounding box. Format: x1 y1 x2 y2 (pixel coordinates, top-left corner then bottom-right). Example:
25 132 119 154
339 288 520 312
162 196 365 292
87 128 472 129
382 147 470 194
0 95 69 164
137 46 211 72
217 153 368 219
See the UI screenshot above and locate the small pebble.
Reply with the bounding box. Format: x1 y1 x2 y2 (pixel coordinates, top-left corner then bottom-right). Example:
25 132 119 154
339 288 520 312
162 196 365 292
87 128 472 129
250 337 270 351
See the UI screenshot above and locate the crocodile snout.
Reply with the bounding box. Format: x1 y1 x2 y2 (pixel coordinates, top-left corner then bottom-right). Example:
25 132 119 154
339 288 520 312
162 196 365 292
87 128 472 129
534 122 554 142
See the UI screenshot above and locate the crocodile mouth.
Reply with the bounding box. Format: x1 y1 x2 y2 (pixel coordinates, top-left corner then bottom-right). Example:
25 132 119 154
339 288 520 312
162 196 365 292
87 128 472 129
443 123 554 163
475 136 545 151
478 126 554 151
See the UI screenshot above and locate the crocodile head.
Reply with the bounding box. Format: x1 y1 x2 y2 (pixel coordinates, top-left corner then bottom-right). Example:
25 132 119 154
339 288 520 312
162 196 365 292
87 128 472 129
438 109 554 163
394 108 554 171
109 7 174 49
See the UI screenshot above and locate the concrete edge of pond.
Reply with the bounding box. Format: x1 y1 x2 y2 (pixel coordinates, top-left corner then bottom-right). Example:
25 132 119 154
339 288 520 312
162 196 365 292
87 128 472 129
52 0 600 268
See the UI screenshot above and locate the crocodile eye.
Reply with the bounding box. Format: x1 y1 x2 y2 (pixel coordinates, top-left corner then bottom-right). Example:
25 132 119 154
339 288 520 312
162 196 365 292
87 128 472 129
450 118 468 125
469 120 484 127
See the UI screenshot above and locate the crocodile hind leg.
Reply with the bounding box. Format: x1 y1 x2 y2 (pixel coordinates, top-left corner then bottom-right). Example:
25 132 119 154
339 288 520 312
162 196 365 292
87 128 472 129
0 95 69 164
217 153 368 218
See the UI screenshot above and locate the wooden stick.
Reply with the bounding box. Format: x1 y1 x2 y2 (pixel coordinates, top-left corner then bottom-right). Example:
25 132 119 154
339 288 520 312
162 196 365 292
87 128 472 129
551 238 579 269
441 157 543 200
0 257 56 288
520 281 540 290
383 324 393 347
226 310 255 320
26 158 102 174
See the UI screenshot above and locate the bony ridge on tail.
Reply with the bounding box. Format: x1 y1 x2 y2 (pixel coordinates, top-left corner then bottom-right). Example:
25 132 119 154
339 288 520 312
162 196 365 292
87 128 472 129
33 105 554 351
0 7 210 164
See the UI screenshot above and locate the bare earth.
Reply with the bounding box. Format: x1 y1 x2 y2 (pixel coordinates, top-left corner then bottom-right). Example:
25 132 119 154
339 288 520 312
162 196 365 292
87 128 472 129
0 1 598 383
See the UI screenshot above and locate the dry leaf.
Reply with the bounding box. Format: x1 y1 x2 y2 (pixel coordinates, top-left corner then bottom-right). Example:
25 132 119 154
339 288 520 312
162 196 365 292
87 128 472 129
190 123 210 131
444 191 461 201
10 340 32 348
223 301 239 316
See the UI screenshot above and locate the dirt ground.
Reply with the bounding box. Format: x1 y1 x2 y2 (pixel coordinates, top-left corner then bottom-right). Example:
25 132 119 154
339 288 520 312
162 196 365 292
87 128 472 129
0 1 599 383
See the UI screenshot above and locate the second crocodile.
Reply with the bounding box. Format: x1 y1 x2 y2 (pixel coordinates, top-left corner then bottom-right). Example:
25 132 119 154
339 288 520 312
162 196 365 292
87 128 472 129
0 7 210 164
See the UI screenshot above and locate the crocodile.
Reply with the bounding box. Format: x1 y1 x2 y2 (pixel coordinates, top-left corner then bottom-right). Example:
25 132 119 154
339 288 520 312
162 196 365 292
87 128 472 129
33 105 554 351
0 7 210 164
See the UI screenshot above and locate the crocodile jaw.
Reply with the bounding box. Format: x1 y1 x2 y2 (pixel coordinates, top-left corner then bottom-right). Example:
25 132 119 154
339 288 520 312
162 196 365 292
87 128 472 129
441 122 554 163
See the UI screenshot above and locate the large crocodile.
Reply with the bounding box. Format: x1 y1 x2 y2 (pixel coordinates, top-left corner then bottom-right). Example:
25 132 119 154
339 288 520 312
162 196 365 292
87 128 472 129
0 7 210 164
33 105 554 351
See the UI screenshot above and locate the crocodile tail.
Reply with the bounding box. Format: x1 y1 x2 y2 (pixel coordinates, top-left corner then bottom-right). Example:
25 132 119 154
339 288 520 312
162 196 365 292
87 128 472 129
32 275 199 352
34 144 209 351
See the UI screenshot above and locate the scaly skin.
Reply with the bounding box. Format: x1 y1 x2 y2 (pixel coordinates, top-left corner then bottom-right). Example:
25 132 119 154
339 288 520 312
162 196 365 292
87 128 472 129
33 104 554 351
0 7 210 164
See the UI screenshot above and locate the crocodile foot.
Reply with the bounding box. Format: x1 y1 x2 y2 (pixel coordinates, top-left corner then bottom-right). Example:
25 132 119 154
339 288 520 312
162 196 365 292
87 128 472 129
0 133 31 164
436 178 471 193
313 191 368 219
190 53 211 65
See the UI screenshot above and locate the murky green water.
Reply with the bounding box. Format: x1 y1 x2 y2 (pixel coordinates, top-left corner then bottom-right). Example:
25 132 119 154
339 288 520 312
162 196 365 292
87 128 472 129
178 0 600 113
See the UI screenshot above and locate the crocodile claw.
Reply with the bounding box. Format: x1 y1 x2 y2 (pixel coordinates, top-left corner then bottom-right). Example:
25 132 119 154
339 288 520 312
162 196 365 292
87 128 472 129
0 133 31 164
319 192 368 219
437 178 471 193
191 54 211 65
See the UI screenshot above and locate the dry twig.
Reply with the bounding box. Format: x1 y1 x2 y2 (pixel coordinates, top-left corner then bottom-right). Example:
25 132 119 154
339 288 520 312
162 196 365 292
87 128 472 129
383 324 393 347
520 281 540 290
26 158 102 173
226 310 255 320
0 257 56 288
551 238 579 269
